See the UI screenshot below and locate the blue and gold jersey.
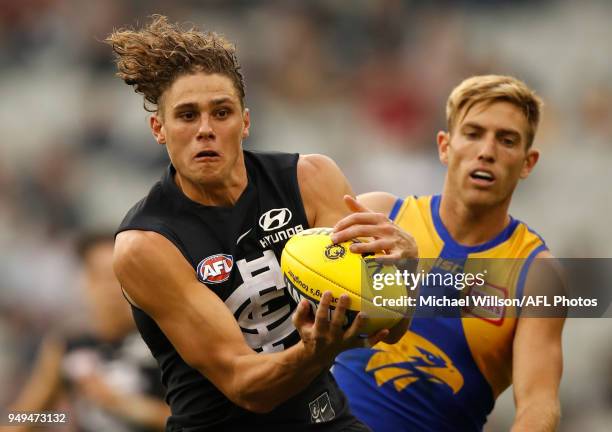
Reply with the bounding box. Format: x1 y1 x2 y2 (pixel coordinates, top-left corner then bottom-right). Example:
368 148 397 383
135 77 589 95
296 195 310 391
334 195 547 432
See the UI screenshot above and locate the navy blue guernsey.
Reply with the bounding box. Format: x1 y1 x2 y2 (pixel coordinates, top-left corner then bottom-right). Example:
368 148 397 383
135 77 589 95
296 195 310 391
117 151 366 431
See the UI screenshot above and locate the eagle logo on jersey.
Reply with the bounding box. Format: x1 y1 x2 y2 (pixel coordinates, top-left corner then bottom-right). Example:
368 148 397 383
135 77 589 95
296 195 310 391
197 254 234 284
366 331 464 394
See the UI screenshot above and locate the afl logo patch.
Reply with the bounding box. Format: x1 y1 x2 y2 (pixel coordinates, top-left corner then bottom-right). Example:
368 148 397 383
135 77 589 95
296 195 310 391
259 208 292 231
197 254 234 284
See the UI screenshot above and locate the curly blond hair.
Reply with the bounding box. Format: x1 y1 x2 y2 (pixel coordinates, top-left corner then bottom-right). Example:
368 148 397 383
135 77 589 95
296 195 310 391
446 75 543 148
105 15 245 112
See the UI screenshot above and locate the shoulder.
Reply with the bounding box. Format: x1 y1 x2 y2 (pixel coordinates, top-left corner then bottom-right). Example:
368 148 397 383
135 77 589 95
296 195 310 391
114 230 176 279
297 153 340 174
522 248 566 303
530 249 563 280
297 154 353 227
535 249 553 259
297 154 348 196
114 230 195 315
531 249 564 279
513 220 555 284
297 154 345 189
357 192 399 216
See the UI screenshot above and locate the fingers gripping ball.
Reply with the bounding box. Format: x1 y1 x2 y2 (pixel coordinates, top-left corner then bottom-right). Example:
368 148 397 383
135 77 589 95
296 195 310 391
281 228 410 335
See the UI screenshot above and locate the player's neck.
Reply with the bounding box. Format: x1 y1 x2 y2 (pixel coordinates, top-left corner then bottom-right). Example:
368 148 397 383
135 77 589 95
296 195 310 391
175 162 248 207
438 193 511 247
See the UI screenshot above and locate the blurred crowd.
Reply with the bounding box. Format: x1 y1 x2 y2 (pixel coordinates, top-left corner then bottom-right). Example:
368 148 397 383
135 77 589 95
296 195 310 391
1 0 611 430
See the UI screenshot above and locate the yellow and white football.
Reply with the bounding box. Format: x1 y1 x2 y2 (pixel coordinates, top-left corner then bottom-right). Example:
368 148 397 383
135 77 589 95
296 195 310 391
281 227 410 335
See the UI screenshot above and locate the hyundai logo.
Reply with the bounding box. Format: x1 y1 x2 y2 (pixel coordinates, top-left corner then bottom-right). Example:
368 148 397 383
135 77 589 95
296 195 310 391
259 208 293 232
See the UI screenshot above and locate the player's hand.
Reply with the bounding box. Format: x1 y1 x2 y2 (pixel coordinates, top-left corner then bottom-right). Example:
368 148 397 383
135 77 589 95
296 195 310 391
331 195 418 268
292 291 388 366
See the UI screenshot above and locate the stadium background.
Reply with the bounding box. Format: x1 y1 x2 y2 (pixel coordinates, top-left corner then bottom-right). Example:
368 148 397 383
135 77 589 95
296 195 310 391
0 0 610 430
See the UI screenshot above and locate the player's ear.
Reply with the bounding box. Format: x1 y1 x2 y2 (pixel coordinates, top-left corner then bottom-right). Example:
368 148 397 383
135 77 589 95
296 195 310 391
520 147 539 179
150 113 166 146
437 131 450 165
241 108 251 140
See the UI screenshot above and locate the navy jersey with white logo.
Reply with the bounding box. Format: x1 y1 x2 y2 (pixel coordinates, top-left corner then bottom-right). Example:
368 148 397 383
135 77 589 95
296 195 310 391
117 151 365 431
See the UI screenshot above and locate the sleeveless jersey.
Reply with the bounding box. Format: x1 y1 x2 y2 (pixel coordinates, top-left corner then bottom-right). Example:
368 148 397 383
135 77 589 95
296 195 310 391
117 150 364 431
334 194 547 432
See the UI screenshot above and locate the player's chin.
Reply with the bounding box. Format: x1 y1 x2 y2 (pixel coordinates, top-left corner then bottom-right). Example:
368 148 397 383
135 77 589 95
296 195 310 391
197 173 226 186
463 188 502 207
190 164 225 183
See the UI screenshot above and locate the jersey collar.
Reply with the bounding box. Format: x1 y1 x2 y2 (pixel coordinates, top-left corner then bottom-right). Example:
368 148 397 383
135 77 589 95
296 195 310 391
430 194 518 255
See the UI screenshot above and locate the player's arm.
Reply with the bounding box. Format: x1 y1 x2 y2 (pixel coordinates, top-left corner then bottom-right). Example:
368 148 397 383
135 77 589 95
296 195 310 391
297 156 414 343
114 230 378 414
297 156 402 228
297 153 355 227
511 250 565 432
357 191 399 217
298 155 416 261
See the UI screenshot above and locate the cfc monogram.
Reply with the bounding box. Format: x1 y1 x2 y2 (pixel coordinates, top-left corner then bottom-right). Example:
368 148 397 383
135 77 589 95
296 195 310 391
225 251 296 352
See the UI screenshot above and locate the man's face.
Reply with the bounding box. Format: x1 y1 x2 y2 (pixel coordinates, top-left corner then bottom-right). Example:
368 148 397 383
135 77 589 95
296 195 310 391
150 72 250 187
438 101 539 208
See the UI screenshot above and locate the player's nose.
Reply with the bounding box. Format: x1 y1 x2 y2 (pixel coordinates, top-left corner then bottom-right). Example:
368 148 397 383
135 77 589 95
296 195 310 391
477 134 496 162
197 114 215 140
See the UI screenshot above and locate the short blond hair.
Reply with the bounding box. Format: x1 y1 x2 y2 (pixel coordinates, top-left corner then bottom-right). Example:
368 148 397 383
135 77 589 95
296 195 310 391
446 75 543 148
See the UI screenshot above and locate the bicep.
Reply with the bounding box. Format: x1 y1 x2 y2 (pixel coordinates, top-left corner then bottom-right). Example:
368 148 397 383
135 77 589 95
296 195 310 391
114 231 253 380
